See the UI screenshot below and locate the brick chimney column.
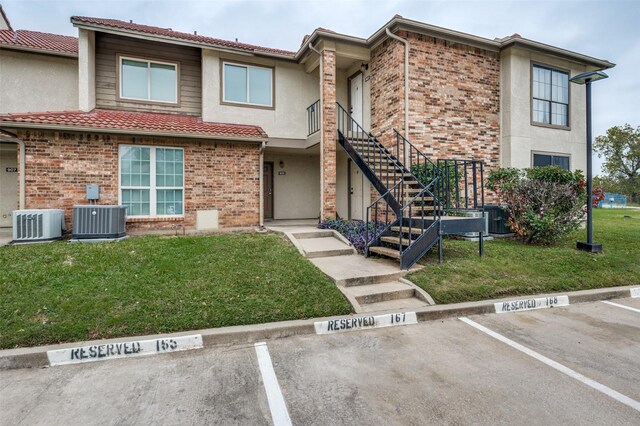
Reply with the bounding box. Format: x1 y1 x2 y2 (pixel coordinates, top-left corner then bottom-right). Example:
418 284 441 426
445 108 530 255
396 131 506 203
321 48 337 220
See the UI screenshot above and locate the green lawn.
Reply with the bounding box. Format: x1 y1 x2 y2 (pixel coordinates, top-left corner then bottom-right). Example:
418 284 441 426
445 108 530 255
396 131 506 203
0 233 352 349
408 208 640 304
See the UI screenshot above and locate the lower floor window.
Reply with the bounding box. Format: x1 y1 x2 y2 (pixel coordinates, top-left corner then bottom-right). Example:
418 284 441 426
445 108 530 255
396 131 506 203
119 145 184 217
533 153 570 170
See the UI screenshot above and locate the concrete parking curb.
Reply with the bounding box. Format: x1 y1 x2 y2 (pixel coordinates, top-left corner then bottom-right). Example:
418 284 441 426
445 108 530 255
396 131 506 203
1 284 637 370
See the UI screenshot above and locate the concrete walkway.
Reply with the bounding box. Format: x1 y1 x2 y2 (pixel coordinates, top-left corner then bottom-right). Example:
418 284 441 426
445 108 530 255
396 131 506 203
267 223 433 313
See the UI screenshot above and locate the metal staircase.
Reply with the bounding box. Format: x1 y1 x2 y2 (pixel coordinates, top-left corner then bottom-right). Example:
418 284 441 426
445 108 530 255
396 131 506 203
336 103 486 269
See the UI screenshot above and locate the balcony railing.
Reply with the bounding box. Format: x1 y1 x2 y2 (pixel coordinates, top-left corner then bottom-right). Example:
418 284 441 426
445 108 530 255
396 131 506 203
307 99 320 136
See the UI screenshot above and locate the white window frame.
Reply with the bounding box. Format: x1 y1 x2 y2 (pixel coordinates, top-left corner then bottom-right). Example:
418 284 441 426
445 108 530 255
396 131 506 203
222 61 274 107
119 56 179 104
118 145 185 218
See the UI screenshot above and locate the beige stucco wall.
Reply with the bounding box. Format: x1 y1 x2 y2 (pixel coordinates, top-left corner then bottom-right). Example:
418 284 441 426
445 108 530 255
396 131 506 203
0 49 78 113
264 152 320 219
0 143 18 227
500 47 589 172
202 49 319 140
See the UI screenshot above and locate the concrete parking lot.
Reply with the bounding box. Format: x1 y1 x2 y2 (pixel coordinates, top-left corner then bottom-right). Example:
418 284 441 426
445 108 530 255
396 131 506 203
1 297 639 425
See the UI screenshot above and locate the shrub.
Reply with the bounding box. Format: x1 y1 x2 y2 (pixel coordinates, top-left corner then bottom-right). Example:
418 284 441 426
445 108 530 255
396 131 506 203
488 166 586 245
318 219 385 254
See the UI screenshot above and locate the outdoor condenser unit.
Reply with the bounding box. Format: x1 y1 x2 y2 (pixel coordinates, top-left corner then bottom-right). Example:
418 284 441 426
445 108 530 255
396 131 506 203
12 209 64 242
72 205 127 239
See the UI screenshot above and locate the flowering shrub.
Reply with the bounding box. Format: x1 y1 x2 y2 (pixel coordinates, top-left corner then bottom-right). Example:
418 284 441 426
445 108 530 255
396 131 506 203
487 166 586 245
318 219 386 254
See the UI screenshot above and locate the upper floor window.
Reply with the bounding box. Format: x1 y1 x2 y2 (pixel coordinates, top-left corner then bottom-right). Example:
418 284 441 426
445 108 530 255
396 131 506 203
222 62 273 108
120 56 178 104
532 64 569 128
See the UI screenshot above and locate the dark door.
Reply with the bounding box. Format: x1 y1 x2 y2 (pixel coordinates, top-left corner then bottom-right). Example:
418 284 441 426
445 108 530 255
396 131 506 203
263 162 274 220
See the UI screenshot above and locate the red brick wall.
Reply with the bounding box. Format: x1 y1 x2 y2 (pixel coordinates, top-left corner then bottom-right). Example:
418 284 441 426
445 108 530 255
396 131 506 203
370 31 500 201
17 130 260 232
321 49 337 220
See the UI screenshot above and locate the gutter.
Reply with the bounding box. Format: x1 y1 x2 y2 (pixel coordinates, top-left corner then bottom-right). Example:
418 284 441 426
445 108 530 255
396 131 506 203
0 122 267 143
0 44 78 58
386 28 409 163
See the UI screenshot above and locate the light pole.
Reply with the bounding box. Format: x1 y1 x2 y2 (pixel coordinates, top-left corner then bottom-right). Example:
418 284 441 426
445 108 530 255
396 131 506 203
570 70 608 253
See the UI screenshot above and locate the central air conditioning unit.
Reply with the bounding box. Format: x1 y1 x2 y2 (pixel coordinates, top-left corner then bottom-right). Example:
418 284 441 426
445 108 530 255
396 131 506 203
72 205 127 240
12 209 64 242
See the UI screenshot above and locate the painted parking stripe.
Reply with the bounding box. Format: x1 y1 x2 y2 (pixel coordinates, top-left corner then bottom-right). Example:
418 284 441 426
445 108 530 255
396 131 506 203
494 295 569 314
459 317 640 413
47 335 203 366
255 342 292 426
631 287 640 298
601 300 640 314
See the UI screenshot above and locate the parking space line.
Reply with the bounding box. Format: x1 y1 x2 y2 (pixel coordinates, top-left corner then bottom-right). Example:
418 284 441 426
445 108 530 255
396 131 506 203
459 317 640 413
601 300 640 314
254 342 292 426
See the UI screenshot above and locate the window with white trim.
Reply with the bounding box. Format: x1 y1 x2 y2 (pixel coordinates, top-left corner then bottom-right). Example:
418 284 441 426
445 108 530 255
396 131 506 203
533 153 570 170
532 64 569 127
120 57 178 103
119 146 184 217
223 62 273 107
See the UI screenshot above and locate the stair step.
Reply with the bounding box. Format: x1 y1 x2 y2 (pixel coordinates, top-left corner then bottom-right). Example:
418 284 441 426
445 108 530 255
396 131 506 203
368 246 401 259
348 281 416 305
390 226 427 235
380 236 413 246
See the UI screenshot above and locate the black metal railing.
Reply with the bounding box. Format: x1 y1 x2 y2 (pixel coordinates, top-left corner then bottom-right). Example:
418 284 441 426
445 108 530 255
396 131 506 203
307 99 320 136
436 159 485 211
365 180 403 251
336 103 406 214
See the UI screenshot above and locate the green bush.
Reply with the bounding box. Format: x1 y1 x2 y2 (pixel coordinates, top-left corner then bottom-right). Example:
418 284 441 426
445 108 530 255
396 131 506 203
488 166 586 245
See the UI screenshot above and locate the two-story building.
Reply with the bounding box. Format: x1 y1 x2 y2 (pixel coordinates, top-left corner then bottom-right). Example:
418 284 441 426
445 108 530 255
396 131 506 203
0 11 614 244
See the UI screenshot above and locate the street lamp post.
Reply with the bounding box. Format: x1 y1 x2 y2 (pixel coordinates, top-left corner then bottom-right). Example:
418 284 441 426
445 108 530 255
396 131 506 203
570 70 608 253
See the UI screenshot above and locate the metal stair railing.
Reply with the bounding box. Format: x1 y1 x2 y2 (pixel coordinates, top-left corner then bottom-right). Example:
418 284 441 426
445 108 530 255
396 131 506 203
337 103 406 214
365 179 404 253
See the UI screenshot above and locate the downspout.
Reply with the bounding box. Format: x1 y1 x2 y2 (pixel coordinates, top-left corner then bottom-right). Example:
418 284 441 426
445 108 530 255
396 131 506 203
386 28 409 164
17 140 25 209
259 140 266 227
308 42 323 220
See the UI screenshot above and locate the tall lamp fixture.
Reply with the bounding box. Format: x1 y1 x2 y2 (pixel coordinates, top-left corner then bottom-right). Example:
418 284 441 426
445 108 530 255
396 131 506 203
569 70 608 253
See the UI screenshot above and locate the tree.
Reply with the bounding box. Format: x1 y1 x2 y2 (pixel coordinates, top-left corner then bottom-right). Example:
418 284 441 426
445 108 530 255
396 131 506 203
594 124 640 203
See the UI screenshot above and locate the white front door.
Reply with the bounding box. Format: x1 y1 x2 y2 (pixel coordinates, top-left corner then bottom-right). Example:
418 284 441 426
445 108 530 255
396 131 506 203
349 73 363 126
349 160 364 220
0 143 18 227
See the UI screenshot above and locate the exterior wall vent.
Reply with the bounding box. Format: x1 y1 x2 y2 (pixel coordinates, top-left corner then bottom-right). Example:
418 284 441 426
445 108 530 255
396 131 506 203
12 209 64 242
72 205 127 239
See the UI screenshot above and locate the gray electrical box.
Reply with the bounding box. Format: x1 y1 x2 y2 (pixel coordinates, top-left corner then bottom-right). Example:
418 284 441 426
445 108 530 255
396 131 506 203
86 184 100 200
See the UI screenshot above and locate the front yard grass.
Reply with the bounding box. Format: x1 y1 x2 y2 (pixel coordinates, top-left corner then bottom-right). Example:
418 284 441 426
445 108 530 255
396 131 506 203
408 208 640 304
0 233 352 349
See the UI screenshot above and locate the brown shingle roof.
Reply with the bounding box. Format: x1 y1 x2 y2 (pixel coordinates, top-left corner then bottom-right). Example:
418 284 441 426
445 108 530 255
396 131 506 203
72 16 295 57
0 29 78 55
0 109 268 140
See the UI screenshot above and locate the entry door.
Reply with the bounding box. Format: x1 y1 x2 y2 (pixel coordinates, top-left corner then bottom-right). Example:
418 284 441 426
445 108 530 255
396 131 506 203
0 144 18 227
349 160 364 220
349 73 364 126
263 162 274 220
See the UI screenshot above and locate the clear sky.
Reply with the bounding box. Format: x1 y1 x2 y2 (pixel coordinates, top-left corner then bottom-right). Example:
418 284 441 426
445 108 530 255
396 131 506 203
2 0 639 175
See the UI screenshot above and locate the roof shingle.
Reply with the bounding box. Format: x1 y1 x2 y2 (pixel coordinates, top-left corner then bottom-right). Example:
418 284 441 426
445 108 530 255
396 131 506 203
0 30 78 55
0 109 268 140
72 16 295 57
